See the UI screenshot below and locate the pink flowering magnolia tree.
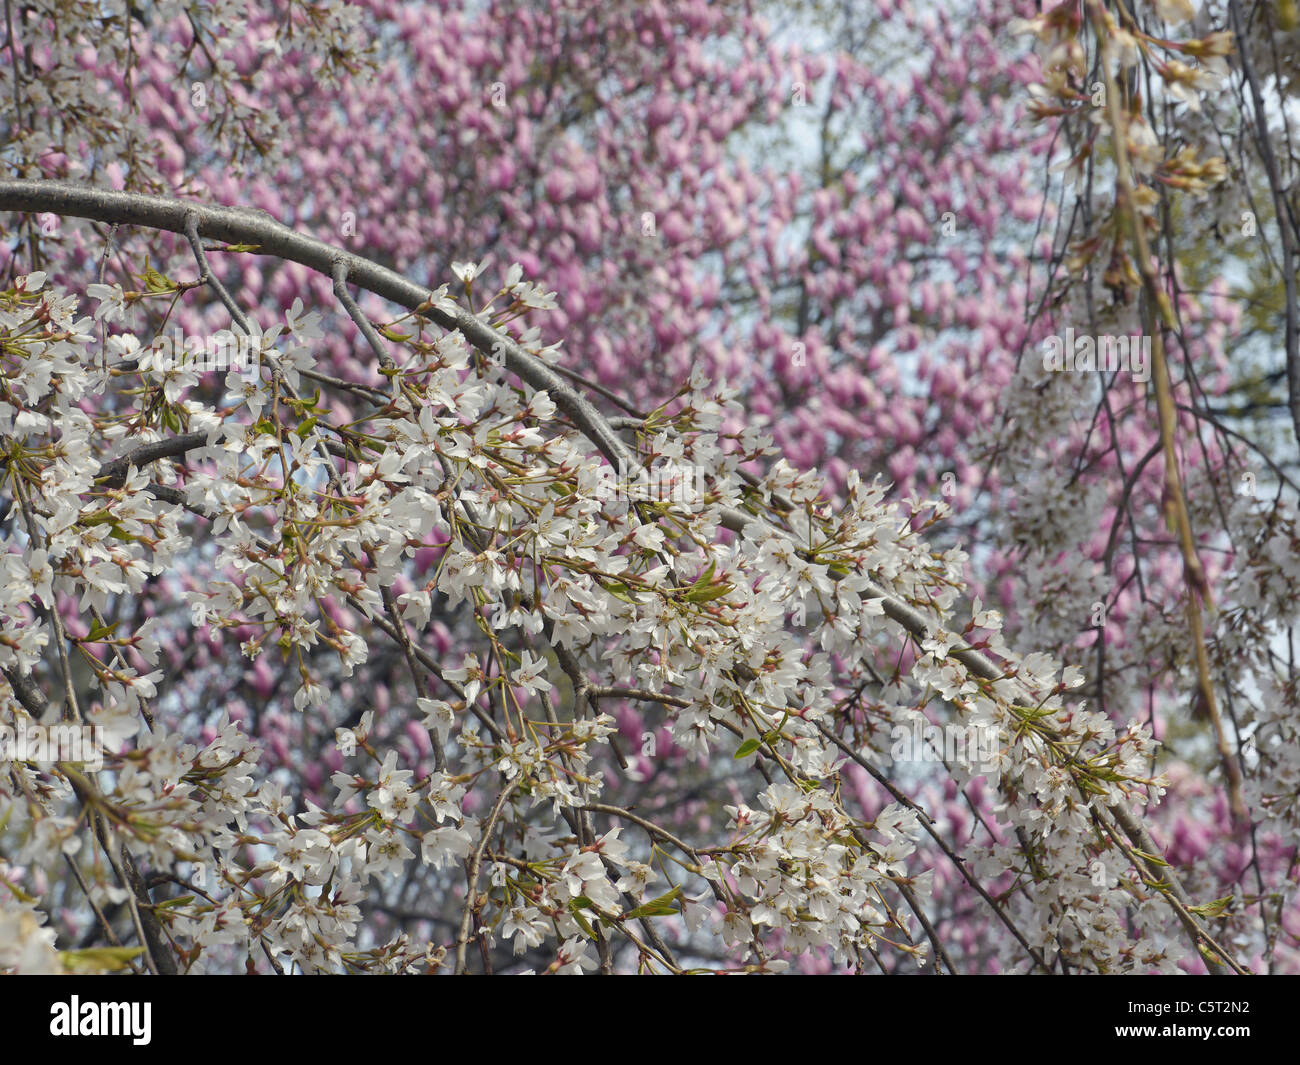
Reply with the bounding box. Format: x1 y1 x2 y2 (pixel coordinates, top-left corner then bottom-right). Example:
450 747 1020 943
0 0 1294 974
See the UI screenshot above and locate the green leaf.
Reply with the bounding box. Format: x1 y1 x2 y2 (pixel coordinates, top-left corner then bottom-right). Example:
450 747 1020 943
84 621 120 642
61 946 145 973
379 326 412 342
689 560 716 591
624 885 684 920
685 581 732 603
1187 895 1233 919
683 559 733 603
220 243 261 253
141 261 177 293
598 578 637 604
1129 847 1169 867
734 738 761 759
569 902 597 940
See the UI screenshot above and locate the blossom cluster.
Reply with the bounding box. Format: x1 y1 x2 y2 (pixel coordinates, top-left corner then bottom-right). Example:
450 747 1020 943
0 263 1204 973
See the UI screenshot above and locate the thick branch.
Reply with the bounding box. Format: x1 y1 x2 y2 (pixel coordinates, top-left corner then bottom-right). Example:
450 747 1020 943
0 179 635 474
